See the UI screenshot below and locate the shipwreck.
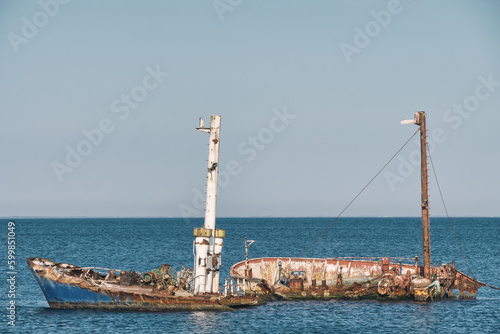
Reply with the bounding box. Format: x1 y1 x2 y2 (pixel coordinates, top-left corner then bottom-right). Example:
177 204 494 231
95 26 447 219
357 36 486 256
230 112 499 302
27 115 263 311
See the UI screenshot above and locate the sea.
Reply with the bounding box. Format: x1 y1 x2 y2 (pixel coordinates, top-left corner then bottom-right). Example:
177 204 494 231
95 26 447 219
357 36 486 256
1 217 499 333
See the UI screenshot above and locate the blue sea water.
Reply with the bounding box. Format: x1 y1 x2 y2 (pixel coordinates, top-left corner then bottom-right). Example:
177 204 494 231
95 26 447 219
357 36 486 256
1 217 499 333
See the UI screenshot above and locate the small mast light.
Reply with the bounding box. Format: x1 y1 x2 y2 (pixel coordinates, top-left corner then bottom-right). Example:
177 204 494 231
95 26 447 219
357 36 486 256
401 112 423 125
196 117 210 133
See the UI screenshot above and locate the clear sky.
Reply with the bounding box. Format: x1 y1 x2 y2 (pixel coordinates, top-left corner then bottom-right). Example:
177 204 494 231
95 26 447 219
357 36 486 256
1 0 499 218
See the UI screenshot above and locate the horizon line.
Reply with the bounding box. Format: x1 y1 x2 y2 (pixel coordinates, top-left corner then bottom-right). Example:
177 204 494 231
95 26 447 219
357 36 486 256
1 215 498 219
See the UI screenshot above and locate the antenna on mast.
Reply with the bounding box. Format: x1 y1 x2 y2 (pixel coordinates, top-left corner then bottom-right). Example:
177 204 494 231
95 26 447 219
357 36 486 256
196 117 210 133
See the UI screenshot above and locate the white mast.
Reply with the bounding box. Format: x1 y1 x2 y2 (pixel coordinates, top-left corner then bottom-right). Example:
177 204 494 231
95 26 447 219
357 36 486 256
193 115 225 294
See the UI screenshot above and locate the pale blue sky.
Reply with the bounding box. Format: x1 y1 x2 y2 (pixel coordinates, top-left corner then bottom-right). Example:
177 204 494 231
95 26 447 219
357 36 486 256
1 0 499 217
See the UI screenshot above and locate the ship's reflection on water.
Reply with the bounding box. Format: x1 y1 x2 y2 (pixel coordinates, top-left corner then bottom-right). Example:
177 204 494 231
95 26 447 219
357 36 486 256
188 311 225 332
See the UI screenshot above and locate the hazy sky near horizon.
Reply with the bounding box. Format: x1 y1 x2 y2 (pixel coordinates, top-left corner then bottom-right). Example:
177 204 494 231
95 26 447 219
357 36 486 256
1 0 499 218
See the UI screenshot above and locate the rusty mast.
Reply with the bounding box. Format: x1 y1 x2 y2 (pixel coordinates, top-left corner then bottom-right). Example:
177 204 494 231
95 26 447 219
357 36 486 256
401 111 431 279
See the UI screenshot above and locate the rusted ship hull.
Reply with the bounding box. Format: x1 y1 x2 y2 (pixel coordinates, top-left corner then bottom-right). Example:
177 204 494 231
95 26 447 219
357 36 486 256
229 113 493 303
28 258 263 311
230 257 485 302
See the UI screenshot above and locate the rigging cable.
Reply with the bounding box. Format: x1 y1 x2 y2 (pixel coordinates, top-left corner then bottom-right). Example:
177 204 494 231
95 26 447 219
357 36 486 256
427 148 476 279
297 128 420 258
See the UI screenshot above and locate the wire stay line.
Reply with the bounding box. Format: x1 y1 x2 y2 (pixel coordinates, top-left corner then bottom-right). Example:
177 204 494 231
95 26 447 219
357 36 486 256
298 128 420 258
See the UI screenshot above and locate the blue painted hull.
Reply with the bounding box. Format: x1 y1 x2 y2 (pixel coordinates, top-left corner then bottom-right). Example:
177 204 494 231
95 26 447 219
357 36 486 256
30 267 114 306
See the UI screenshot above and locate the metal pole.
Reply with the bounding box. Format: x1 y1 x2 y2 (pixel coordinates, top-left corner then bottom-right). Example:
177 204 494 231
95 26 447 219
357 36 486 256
193 115 222 294
417 111 431 279
245 237 249 276
401 112 431 280
203 115 220 233
205 116 220 293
